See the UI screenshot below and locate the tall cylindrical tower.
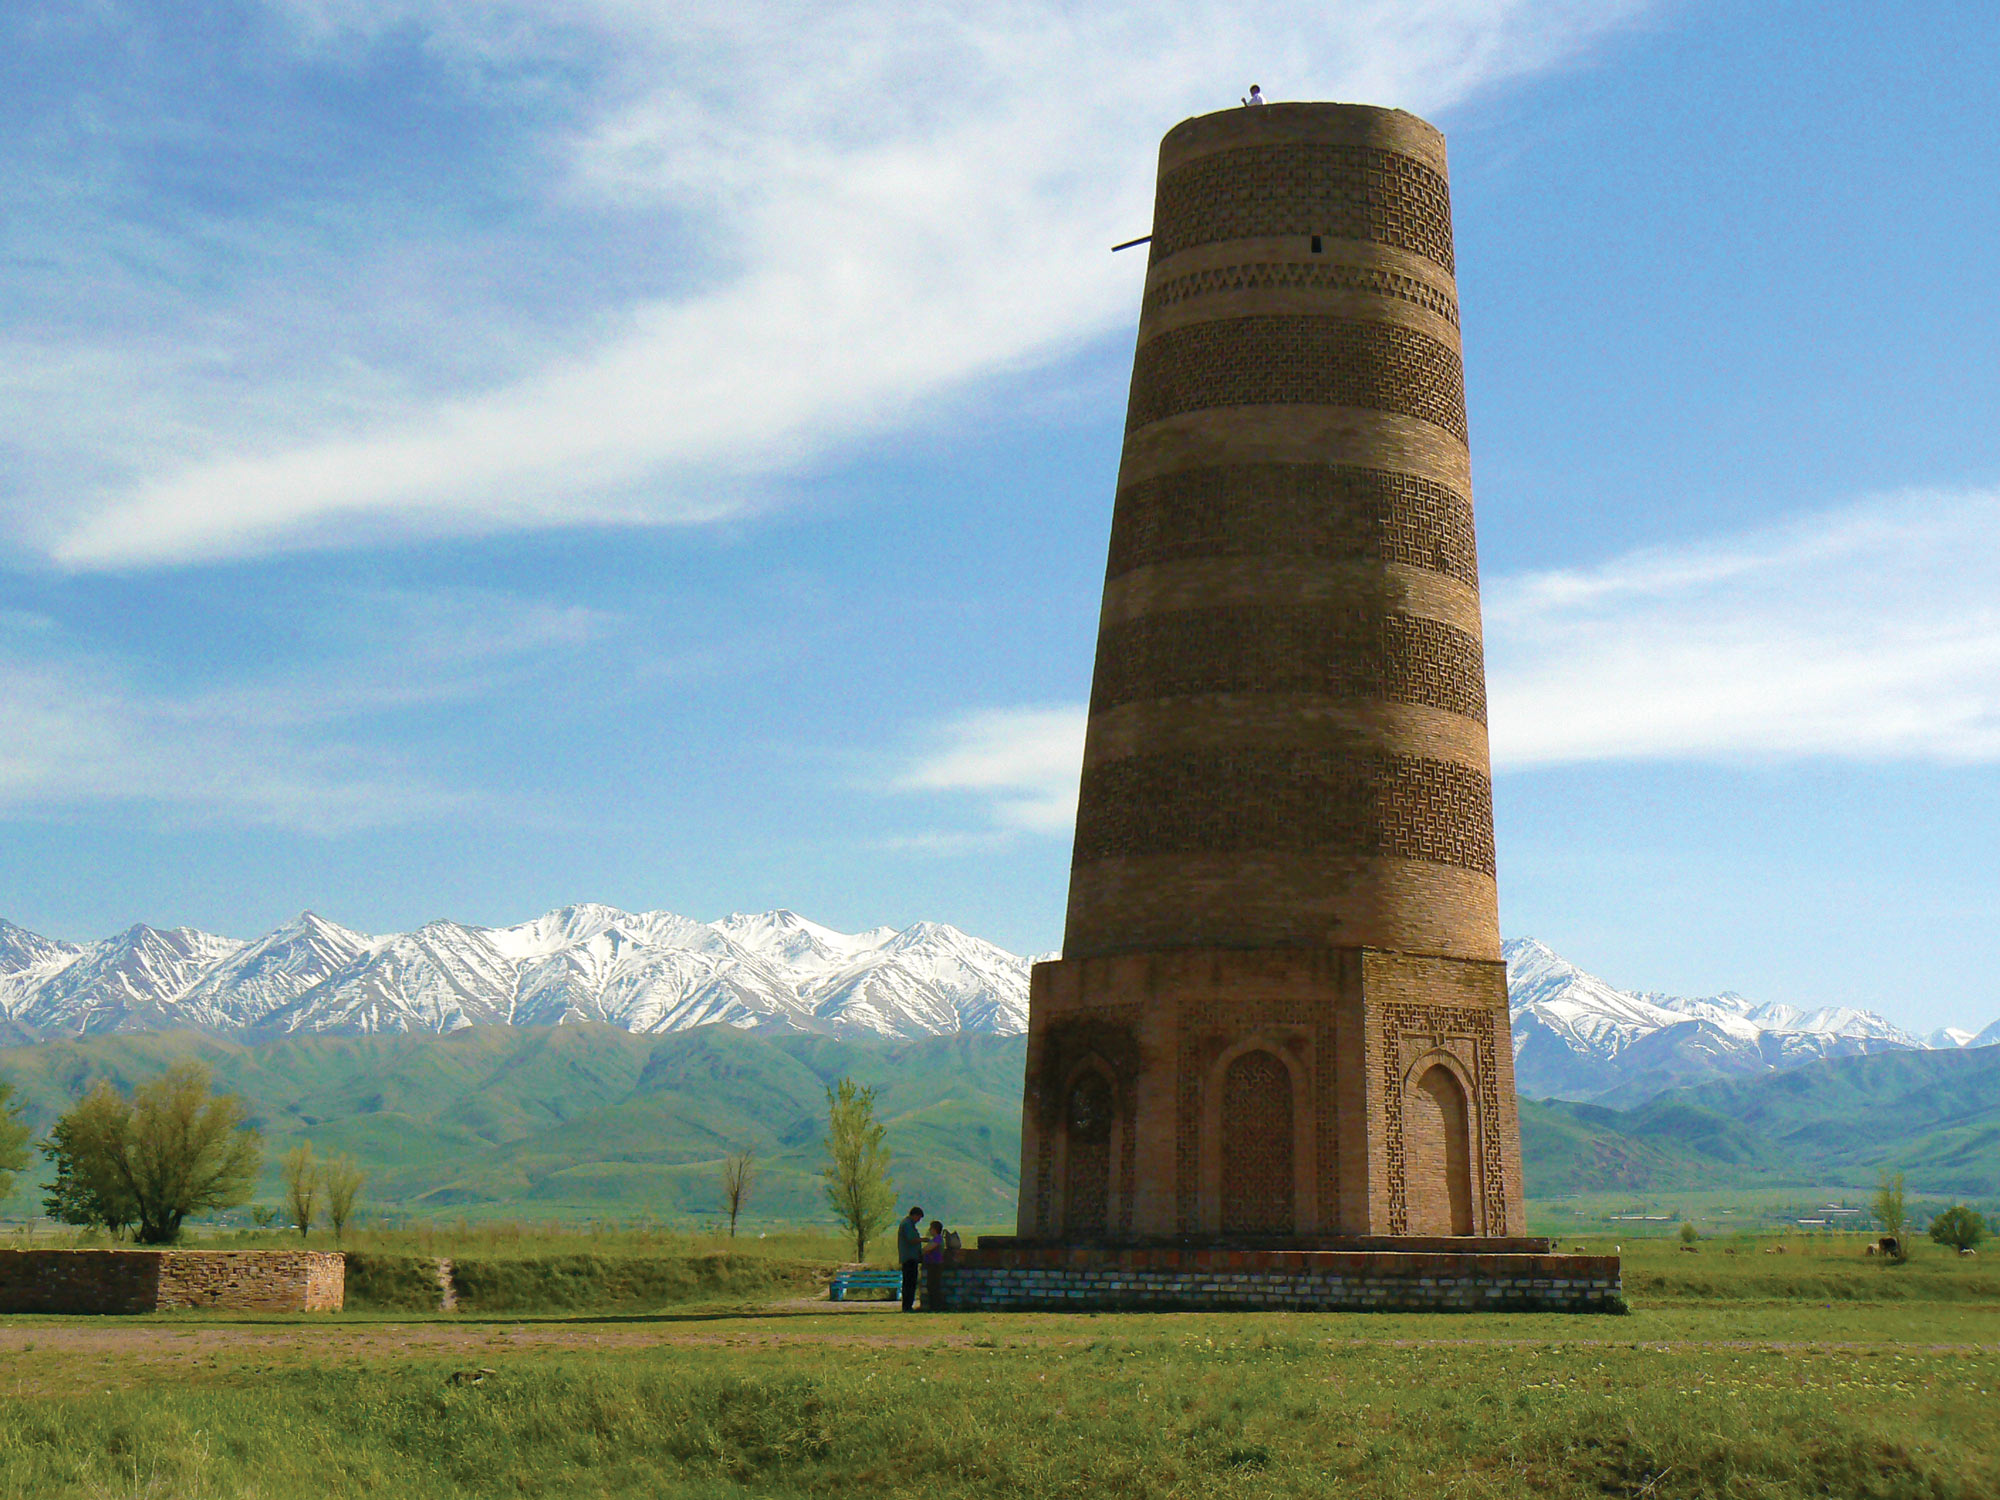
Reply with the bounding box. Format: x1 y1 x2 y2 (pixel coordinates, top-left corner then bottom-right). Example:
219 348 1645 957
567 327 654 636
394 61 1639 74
1018 102 1525 1244
1068 102 1495 962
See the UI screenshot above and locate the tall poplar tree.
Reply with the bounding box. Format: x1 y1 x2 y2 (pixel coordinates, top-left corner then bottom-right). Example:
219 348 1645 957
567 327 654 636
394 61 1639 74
821 1078 895 1262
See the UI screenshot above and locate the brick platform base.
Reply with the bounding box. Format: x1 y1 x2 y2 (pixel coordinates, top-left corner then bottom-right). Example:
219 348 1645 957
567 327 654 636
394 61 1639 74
0 1250 345 1314
934 1240 1620 1313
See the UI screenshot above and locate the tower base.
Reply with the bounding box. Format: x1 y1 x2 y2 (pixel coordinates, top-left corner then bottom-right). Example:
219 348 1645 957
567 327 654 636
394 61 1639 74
1020 946 1527 1240
935 1241 1621 1314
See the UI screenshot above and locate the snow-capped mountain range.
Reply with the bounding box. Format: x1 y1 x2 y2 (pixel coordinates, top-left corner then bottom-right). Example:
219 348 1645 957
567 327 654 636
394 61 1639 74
0 908 1035 1044
2 912 1988 1108
1505 937 1998 1106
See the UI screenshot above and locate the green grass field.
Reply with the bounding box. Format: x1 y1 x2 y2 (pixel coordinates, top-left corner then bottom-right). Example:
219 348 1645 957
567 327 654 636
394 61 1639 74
5 1235 1999 1498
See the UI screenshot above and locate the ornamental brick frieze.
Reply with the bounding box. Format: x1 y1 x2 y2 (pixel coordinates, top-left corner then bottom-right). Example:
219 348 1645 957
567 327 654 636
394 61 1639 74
1149 143 1455 271
1126 316 1468 442
1072 749 1496 874
1088 605 1487 722
1106 464 1479 588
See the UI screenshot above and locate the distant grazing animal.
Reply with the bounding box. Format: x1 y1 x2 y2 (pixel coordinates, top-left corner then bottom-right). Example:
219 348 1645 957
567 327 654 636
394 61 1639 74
1961 1247 1979 1258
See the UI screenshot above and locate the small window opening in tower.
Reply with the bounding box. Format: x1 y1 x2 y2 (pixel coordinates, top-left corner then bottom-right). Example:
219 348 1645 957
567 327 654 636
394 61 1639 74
1310 235 1323 253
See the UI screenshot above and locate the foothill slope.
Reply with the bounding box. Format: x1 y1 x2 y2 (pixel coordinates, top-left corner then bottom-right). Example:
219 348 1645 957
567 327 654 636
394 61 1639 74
5 1025 2000 1223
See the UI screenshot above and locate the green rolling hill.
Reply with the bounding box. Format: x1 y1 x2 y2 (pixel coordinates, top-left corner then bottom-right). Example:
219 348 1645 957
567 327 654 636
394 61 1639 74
4 1026 1999 1225
0 1024 1028 1227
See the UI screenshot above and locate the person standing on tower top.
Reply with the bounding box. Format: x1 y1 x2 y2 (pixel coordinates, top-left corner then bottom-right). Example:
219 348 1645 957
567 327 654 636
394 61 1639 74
1243 84 1265 105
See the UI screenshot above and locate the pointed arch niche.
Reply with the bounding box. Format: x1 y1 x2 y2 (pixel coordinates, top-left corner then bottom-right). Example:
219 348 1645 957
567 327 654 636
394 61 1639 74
1197 1037 1317 1236
1404 1058 1475 1236
1060 1064 1117 1236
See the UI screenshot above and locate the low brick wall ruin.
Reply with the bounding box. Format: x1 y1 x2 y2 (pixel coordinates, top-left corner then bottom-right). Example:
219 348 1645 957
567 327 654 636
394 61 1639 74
0 1250 345 1314
935 1245 1621 1313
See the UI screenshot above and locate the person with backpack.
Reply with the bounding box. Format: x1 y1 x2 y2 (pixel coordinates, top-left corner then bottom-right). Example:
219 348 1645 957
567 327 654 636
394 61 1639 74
923 1219 946 1311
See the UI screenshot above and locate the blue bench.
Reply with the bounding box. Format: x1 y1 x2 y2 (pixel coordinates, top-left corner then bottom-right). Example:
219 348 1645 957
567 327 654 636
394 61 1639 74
828 1268 903 1301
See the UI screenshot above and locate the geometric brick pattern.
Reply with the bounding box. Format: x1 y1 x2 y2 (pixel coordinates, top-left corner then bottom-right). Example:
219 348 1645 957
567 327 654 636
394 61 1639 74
1030 1017 1143 1239
1378 1002 1510 1236
1089 605 1487 720
1150 144 1456 272
1167 993 1335 1236
1073 748 1496 874
1127 315 1468 442
1220 1050 1296 1232
1062 1071 1114 1235
1106 463 1479 588
1145 260 1459 326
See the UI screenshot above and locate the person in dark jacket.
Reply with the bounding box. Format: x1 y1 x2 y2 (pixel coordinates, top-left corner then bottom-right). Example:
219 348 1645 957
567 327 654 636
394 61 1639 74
897 1206 925 1311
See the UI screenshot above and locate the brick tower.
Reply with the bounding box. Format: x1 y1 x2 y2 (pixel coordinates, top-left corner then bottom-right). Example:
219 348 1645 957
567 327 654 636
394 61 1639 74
1016 101 1526 1243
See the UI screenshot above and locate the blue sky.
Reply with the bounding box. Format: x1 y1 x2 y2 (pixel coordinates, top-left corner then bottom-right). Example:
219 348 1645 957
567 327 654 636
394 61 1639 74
3 1 1999 1031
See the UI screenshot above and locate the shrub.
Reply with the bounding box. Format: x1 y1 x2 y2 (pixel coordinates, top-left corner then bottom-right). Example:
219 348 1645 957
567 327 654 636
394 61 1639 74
1929 1204 1987 1253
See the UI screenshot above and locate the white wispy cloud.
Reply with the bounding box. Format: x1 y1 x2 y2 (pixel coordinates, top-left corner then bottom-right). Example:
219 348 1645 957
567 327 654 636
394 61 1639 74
894 704 1088 839
18 0 1652 569
0 589 611 831
1485 490 2000 767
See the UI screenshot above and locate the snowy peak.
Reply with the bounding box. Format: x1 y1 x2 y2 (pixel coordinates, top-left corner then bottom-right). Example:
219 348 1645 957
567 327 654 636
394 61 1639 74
175 911 371 1030
712 909 888 973
18 923 244 1035
0 917 82 977
0 918 83 1018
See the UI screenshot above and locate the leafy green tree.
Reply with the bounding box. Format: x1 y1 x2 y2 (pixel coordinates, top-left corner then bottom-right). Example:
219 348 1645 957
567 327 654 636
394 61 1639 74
321 1152 365 1241
41 1081 139 1238
1929 1204 1987 1253
0 1080 30 1205
1678 1220 1698 1246
822 1078 895 1261
282 1143 319 1239
1874 1170 1908 1256
41 1063 260 1244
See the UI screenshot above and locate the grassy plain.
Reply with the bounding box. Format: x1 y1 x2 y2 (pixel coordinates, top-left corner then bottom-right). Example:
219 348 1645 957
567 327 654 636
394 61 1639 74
5 1235 2000 1498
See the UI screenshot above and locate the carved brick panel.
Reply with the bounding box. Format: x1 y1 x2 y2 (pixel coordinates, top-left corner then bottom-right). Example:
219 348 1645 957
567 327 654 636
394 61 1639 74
1377 1003 1508 1236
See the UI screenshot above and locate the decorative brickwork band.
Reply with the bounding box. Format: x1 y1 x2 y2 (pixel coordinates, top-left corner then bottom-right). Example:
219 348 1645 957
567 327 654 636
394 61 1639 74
1126 316 1467 442
1089 606 1487 722
1150 144 1456 272
1144 261 1460 327
1106 463 1479 589
1074 749 1495 874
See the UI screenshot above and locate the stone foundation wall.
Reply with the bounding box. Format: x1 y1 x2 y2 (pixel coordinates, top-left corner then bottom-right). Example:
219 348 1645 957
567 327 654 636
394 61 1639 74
0 1250 345 1314
936 1246 1619 1314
